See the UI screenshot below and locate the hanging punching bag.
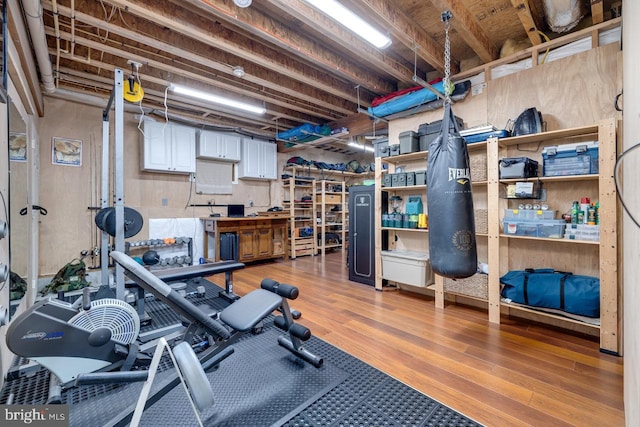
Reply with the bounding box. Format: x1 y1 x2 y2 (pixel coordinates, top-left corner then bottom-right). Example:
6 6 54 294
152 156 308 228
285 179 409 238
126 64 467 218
426 102 477 278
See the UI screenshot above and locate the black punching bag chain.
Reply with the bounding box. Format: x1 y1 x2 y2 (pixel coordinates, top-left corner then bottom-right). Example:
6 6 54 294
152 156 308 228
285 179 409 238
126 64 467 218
441 10 453 104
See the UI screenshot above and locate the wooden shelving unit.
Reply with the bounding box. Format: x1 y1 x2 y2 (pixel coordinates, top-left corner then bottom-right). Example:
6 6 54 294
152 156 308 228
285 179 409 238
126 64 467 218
374 119 620 355
315 180 347 256
282 177 317 259
282 165 374 259
487 119 619 354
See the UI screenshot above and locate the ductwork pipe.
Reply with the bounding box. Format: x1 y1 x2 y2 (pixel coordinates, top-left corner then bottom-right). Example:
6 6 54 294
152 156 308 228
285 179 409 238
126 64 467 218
21 0 56 93
543 0 586 33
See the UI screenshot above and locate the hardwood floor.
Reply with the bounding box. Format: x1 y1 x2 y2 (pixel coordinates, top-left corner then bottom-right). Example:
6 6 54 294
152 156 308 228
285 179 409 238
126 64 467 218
210 252 624 426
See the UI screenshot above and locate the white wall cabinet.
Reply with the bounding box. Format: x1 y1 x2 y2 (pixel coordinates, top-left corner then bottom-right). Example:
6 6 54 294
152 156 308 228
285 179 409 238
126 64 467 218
141 120 196 173
196 130 241 162
239 138 277 180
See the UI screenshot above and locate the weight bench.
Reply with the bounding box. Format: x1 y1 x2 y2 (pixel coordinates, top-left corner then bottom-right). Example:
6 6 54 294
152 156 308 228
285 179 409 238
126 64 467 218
111 251 323 368
125 260 245 327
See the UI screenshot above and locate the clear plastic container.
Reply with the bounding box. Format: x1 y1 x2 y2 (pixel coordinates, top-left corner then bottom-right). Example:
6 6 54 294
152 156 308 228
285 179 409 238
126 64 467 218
503 218 566 238
504 209 557 220
537 220 566 238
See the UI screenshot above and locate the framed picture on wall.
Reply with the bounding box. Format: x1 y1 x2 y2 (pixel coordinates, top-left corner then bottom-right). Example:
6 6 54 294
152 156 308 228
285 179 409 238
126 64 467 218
9 132 27 162
52 137 82 166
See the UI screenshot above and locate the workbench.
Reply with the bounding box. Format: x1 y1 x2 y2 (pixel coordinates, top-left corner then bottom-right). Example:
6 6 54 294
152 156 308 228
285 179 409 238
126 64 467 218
201 216 287 262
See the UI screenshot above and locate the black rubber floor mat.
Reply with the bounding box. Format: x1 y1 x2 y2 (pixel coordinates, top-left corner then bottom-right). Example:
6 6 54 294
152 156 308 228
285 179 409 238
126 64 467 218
137 325 348 426
1 291 482 426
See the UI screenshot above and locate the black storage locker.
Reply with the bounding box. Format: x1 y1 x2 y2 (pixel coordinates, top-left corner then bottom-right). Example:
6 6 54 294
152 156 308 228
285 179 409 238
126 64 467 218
348 185 387 286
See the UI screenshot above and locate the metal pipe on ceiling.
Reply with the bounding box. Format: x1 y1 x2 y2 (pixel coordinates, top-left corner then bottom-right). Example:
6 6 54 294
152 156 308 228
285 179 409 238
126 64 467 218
22 0 56 93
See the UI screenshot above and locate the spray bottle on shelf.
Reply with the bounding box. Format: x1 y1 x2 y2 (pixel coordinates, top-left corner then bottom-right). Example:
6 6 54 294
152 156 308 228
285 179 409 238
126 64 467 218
571 201 580 225
580 197 590 224
587 203 597 225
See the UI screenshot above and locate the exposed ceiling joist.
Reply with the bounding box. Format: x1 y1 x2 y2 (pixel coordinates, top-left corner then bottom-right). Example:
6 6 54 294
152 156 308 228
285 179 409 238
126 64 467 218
429 0 498 63
183 0 399 94
96 0 378 103
356 0 452 74
47 29 346 125
591 0 604 24
42 0 360 117
260 0 416 87
511 0 542 45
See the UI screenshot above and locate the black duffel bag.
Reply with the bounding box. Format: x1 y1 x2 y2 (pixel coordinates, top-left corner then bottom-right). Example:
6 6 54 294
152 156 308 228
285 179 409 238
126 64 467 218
500 268 600 317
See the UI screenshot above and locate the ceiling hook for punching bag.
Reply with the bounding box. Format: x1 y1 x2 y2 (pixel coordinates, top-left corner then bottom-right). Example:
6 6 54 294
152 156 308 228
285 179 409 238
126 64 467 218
441 10 453 103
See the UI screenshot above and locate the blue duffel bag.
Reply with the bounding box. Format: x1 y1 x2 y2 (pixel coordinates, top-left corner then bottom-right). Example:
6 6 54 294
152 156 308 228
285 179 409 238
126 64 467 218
500 268 600 317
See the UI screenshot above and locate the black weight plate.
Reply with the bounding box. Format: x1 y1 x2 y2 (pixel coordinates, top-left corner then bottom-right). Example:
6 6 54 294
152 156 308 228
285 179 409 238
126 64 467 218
103 207 144 238
95 207 113 231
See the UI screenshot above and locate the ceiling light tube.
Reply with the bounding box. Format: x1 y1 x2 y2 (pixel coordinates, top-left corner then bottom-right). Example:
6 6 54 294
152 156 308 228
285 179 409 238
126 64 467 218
304 0 391 49
348 141 375 152
170 84 266 115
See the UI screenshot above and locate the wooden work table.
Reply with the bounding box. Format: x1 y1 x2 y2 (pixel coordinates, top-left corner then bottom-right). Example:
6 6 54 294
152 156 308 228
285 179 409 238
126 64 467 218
201 216 287 262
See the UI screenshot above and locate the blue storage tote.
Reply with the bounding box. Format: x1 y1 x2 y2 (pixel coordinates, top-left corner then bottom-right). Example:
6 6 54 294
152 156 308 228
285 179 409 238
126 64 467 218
542 141 599 177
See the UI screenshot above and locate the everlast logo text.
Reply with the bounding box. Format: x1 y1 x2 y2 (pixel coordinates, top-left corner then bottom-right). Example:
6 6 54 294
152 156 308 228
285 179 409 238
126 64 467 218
448 167 470 182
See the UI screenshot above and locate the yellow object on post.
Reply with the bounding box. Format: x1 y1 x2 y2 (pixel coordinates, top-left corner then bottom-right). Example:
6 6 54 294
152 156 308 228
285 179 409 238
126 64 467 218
123 77 144 103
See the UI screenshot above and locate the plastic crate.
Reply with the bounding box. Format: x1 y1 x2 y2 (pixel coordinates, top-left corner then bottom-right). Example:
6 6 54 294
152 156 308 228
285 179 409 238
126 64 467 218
399 131 419 154
374 138 389 158
381 250 433 287
504 209 557 220
503 218 566 238
542 141 599 176
414 170 426 185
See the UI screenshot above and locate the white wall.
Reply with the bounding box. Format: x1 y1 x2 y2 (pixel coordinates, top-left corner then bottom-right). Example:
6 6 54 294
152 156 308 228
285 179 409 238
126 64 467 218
623 2 639 425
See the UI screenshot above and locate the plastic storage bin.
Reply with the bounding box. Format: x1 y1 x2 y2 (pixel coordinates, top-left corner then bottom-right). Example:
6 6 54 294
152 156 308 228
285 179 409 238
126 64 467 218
542 141 599 176
374 138 389 158
399 131 419 154
564 224 600 241
391 172 406 187
414 170 426 185
537 220 566 238
405 171 415 186
503 218 566 238
381 250 434 287
389 144 400 156
504 209 557 220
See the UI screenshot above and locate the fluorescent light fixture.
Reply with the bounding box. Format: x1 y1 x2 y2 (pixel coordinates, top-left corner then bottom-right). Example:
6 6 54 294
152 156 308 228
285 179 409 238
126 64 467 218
304 0 392 49
170 84 266 115
348 141 375 152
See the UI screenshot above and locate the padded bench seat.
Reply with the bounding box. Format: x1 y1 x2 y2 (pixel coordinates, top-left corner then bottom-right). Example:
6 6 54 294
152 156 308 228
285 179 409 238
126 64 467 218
220 289 282 332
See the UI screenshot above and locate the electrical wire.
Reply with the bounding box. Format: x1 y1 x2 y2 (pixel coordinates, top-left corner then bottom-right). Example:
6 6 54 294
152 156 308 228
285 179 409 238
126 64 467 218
163 85 170 131
614 142 640 229
537 30 551 64
184 178 194 210
135 65 146 137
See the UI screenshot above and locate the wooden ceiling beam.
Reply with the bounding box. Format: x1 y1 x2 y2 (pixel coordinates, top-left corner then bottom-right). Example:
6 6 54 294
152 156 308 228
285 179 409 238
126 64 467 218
43 1 358 116
591 0 604 24
94 0 379 103
428 0 498 63
241 0 416 88
52 43 324 124
183 0 399 94
510 0 542 45
356 0 452 74
55 67 279 134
